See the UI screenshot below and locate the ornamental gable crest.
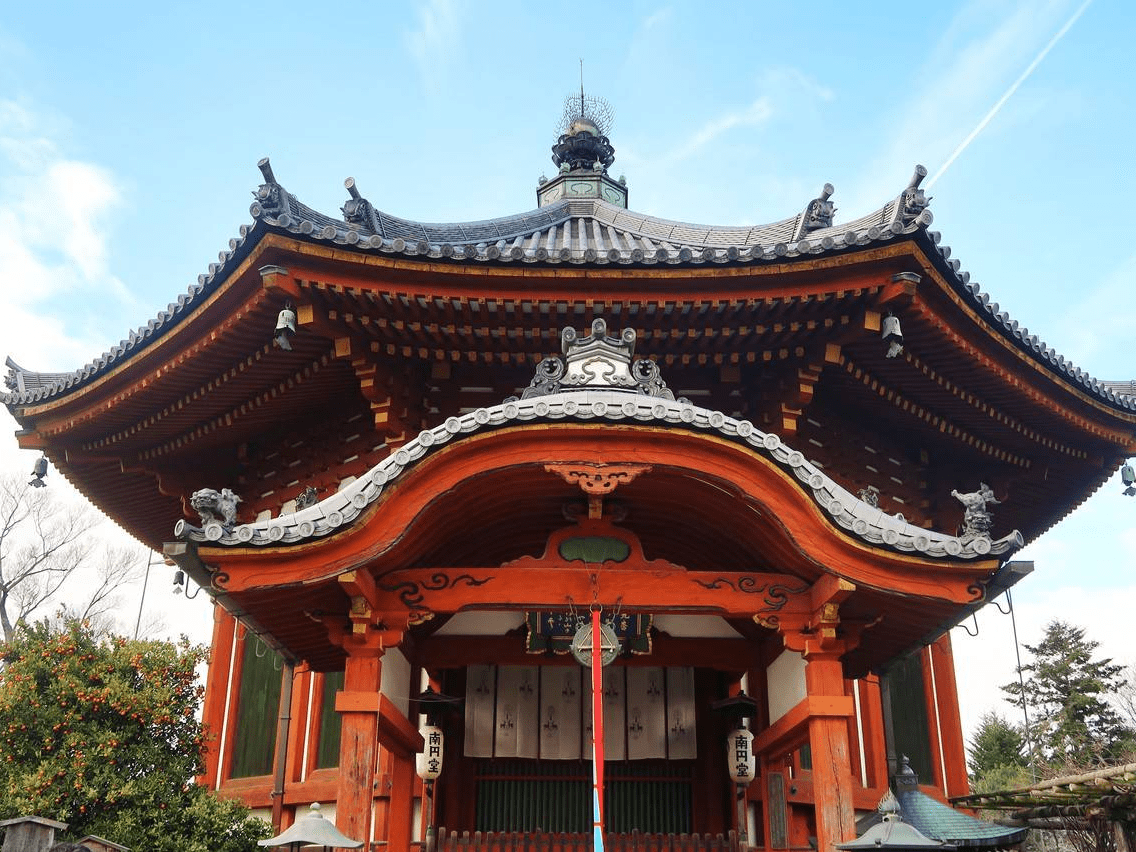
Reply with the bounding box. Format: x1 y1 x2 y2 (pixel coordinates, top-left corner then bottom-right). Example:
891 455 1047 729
521 319 675 400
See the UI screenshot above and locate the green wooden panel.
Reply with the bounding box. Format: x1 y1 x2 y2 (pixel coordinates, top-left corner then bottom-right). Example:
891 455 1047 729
888 654 933 781
473 759 692 834
230 639 283 778
558 536 631 563
316 670 344 769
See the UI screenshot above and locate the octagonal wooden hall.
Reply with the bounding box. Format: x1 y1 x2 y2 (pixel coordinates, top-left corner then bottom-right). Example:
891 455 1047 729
6 114 1135 852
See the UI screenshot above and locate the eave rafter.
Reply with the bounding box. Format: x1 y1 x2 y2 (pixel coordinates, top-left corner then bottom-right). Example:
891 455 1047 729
838 352 1032 468
772 344 840 434
903 349 1088 460
332 304 863 370
138 353 335 460
83 344 274 453
842 274 1103 464
23 251 279 439
271 256 901 363
910 258 1136 443
279 283 432 442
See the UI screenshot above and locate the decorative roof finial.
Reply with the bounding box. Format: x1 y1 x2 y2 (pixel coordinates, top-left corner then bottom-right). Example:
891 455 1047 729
342 177 381 235
553 69 616 173
538 72 627 208
252 157 291 218
891 165 932 229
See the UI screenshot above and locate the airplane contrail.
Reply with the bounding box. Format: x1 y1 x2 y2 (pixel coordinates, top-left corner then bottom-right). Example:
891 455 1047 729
926 0 1093 189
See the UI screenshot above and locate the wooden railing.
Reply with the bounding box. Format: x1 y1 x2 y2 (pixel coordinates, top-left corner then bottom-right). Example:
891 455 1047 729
432 828 743 852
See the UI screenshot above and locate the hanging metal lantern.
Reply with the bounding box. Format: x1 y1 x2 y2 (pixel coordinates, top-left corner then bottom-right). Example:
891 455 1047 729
416 725 444 780
570 620 620 667
727 727 756 785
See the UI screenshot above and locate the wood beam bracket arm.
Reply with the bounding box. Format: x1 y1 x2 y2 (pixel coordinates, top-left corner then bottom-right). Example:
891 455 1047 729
777 577 864 658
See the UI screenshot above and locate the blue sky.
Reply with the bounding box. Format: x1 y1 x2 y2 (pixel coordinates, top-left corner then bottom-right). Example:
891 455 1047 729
2 0 1134 740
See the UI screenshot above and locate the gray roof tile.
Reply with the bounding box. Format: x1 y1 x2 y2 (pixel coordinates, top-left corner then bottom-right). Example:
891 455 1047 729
4 162 1133 413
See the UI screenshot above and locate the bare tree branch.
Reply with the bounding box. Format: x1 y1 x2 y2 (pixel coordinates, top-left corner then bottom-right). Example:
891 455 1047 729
0 472 136 642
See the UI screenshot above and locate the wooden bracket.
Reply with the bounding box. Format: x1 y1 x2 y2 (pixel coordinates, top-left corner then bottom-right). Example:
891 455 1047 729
779 577 860 658
545 462 652 519
322 600 408 657
877 272 921 306
259 265 303 301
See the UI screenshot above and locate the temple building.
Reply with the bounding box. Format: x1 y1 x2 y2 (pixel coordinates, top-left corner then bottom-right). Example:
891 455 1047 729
5 102 1136 852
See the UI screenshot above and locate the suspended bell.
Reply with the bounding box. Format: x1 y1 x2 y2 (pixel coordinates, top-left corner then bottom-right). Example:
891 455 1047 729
274 304 297 351
1122 461 1136 497
29 454 48 488
882 313 904 358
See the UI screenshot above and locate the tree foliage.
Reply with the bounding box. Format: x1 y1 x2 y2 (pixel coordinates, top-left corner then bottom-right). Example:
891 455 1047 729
0 472 140 641
968 710 1028 779
1001 619 1135 768
0 619 269 852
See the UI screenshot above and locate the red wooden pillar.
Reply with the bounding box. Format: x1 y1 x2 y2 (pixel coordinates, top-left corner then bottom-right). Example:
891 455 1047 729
929 635 969 798
328 570 414 847
856 674 888 793
919 646 946 792
780 578 858 852
336 649 384 845
284 664 313 790
387 745 417 852
803 652 856 852
199 605 237 789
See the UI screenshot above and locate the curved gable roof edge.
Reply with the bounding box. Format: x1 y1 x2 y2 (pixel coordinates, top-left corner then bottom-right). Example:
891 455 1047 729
174 389 1024 563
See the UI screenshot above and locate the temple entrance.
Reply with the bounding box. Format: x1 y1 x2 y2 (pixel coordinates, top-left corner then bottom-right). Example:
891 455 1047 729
434 663 732 838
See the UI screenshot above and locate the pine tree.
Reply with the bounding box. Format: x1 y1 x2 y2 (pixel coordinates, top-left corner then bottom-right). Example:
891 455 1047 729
1001 619 1135 767
968 710 1027 778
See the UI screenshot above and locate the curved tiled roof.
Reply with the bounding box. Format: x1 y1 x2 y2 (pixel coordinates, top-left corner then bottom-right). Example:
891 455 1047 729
174 387 1024 562
2 161 1133 414
262 169 926 265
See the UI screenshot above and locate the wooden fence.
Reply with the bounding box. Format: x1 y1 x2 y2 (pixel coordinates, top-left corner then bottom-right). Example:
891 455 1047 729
430 828 743 852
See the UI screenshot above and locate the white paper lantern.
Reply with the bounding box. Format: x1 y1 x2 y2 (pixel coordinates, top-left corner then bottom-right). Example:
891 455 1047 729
416 725 444 780
727 727 756 784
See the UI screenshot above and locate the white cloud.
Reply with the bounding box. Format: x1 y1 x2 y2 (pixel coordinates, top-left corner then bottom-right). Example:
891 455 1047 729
662 97 774 165
641 7 672 31
620 65 832 224
404 0 464 99
651 67 831 170
0 101 204 641
0 98 128 370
